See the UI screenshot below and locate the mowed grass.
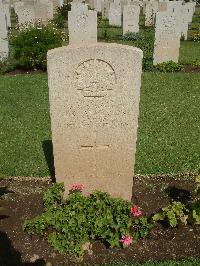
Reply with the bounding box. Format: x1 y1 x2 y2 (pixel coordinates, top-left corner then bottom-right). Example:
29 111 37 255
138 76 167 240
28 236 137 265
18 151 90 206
0 72 200 177
0 74 51 177
102 257 200 266
179 41 200 64
135 72 200 175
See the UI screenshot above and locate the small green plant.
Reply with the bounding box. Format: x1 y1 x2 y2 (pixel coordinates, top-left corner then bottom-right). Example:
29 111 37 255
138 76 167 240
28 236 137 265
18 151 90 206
191 175 200 225
155 61 183 73
192 59 200 67
23 183 153 257
122 32 142 41
191 31 200 42
0 58 16 74
152 201 189 227
9 22 66 70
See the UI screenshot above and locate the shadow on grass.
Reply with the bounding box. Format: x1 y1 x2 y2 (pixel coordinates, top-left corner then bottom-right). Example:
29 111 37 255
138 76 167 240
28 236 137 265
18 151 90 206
0 231 46 265
42 140 55 182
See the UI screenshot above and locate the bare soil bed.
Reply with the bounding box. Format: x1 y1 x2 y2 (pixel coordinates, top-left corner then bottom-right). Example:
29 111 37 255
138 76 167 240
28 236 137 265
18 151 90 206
0 174 200 266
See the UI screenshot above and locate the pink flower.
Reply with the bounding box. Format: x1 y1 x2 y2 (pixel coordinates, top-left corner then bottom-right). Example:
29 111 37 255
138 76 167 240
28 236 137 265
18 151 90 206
120 235 132 246
70 183 84 192
131 205 143 218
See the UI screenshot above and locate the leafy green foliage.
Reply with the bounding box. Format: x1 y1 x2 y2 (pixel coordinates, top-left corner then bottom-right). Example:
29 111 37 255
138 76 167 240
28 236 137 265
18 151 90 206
23 183 152 256
191 175 200 225
123 32 142 42
0 58 16 74
134 28 155 71
9 22 66 70
53 4 71 28
152 201 189 227
191 31 200 42
191 59 200 67
155 61 183 73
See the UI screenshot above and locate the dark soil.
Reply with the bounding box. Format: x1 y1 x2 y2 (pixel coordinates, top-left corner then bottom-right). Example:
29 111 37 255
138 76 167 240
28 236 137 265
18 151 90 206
3 64 200 76
183 64 200 73
0 174 200 266
4 69 46 76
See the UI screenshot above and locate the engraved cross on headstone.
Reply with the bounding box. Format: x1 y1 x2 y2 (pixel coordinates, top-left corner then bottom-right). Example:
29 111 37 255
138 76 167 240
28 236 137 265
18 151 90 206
80 140 110 178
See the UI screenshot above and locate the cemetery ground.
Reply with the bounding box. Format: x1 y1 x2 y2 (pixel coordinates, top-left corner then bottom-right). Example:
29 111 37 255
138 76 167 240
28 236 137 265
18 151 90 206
0 5 200 266
0 71 200 265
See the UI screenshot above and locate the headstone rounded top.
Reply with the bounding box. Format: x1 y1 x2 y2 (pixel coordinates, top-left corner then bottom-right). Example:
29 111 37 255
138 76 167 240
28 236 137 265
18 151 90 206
47 43 143 58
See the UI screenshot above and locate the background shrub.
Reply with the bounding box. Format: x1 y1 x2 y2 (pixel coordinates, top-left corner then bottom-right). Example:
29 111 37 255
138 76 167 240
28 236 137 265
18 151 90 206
123 32 142 41
134 28 155 71
155 61 183 73
191 31 200 42
9 22 66 70
53 4 71 28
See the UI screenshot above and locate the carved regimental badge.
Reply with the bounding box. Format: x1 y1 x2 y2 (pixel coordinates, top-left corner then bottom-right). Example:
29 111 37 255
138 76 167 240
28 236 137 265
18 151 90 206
75 59 117 97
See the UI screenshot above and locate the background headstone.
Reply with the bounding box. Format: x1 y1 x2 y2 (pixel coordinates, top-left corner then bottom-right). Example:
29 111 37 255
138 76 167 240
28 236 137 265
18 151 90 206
145 0 158 26
94 0 101 12
123 4 140 34
35 0 54 24
109 0 121 26
101 0 109 18
48 43 143 201
153 10 181 64
0 9 9 60
68 3 97 45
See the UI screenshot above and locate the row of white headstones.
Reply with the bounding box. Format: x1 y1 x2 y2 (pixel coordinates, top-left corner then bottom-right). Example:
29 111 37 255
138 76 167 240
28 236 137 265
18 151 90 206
69 0 196 64
0 0 196 63
0 0 64 60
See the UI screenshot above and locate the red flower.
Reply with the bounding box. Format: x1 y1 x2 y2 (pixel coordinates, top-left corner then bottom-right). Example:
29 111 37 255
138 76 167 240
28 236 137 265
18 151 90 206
131 205 143 218
120 235 132 246
70 183 84 192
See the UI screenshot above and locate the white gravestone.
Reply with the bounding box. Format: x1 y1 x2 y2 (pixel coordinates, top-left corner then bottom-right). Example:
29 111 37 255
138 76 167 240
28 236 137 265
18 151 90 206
16 4 35 25
94 0 101 12
34 0 53 23
48 43 143 201
145 0 158 26
68 3 97 45
153 10 181 65
123 4 140 34
101 0 109 18
109 0 121 27
0 9 9 60
2 0 11 27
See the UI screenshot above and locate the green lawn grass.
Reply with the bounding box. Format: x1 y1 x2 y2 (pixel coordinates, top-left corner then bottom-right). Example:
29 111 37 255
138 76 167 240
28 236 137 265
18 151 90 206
0 72 200 177
135 72 200 175
101 257 200 266
179 41 200 64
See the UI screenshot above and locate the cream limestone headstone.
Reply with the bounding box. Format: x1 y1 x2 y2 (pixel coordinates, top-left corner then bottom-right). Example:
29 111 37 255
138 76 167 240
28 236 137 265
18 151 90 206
35 0 53 23
14 1 24 14
51 0 60 12
153 10 181 65
48 43 143 201
94 0 101 12
16 4 35 25
109 0 121 26
145 0 158 26
180 3 190 40
185 2 195 23
123 4 140 34
0 9 9 60
101 0 109 18
2 0 11 27
68 3 97 45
